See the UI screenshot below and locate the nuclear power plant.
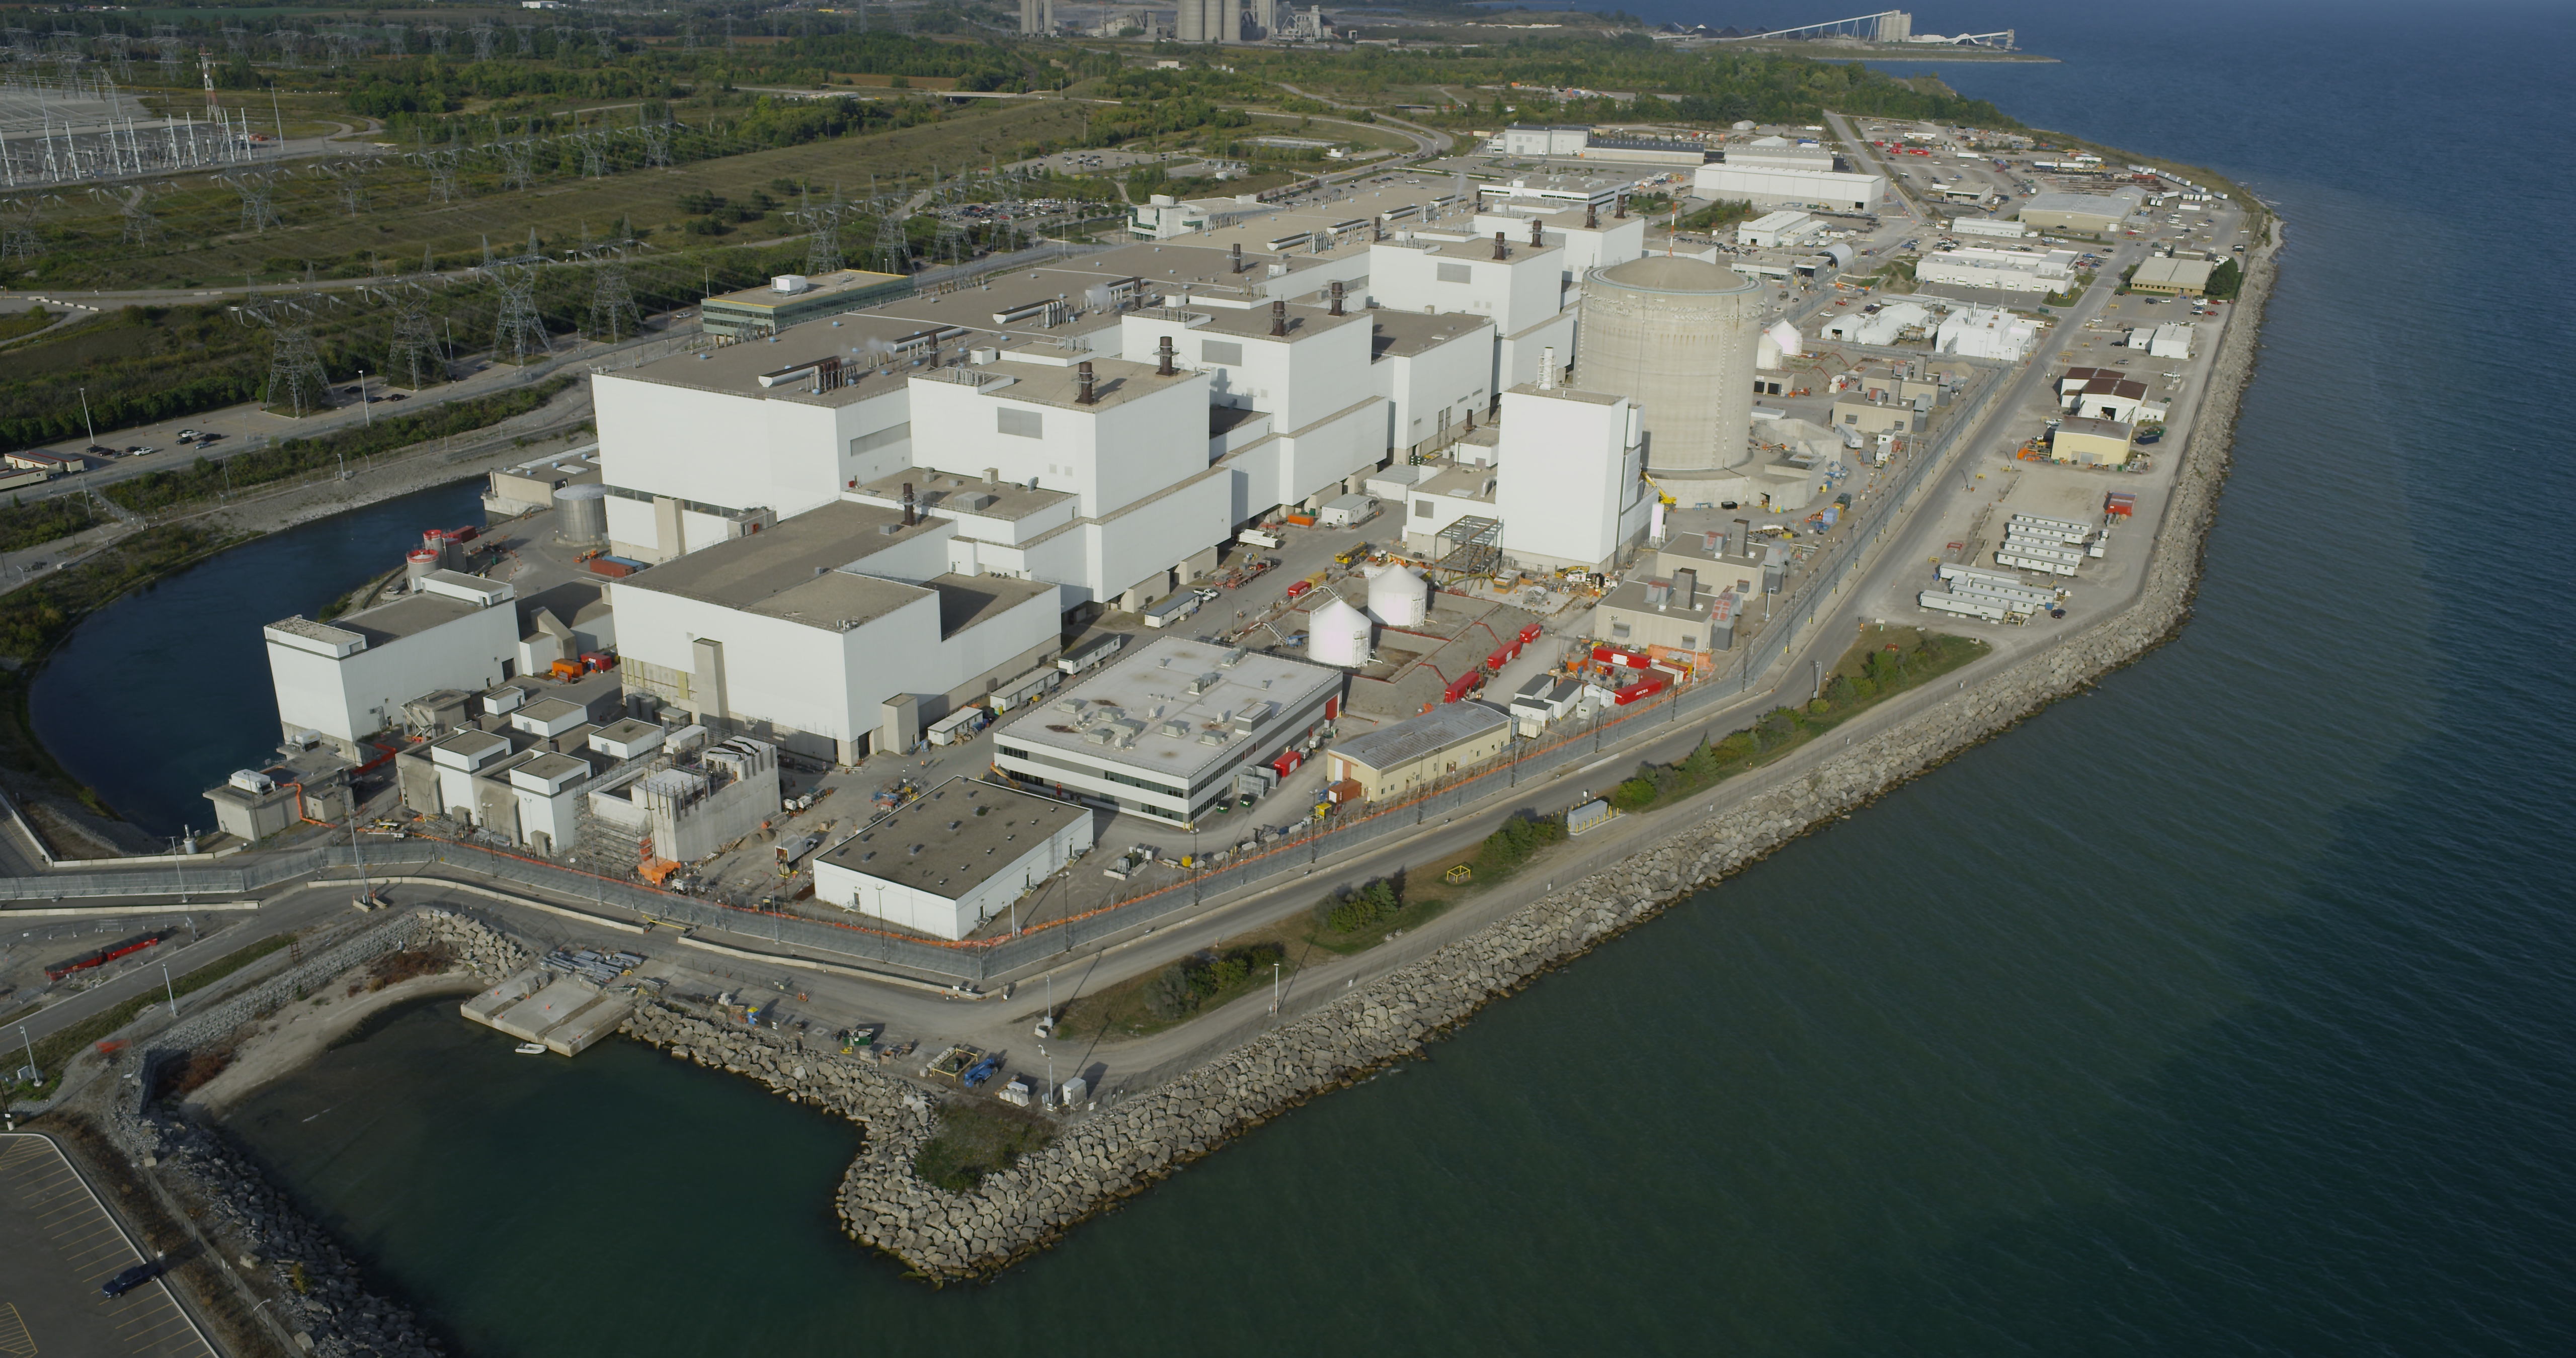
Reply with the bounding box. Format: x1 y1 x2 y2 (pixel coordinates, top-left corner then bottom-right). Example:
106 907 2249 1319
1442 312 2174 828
1573 256 1767 491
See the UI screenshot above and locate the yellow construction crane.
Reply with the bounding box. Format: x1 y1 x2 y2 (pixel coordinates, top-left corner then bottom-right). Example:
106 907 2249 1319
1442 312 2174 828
1640 471 1678 508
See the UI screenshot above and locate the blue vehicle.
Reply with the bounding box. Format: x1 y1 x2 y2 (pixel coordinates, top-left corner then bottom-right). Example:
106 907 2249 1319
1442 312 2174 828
101 1262 159 1297
962 1056 1002 1089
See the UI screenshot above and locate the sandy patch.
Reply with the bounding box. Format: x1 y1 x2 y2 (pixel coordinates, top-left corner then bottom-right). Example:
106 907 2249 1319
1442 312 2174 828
182 969 484 1116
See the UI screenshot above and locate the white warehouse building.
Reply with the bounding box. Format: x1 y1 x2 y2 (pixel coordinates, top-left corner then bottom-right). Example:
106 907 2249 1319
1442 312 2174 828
1915 246 2079 295
263 569 520 759
812 778 1094 940
606 501 1062 764
1694 162 1887 212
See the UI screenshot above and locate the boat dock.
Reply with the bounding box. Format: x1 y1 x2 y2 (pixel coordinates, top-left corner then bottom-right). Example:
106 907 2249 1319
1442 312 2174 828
460 969 636 1056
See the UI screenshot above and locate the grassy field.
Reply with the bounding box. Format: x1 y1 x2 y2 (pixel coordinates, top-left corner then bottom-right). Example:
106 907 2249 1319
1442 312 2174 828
1056 923 1309 1041
14 99 1089 291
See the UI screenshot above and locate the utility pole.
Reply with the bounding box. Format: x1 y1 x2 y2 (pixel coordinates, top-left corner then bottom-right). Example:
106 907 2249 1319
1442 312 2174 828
77 385 94 446
346 796 374 908
159 963 177 1017
1270 960 1280 1015
357 368 371 426
15 1022 35 1085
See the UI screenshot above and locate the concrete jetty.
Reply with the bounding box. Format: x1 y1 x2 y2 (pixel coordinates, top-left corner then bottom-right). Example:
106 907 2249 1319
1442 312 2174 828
462 970 634 1055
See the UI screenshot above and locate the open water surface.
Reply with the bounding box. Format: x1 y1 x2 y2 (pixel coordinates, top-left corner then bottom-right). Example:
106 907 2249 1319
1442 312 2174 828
31 480 484 838
133 0 2576 1350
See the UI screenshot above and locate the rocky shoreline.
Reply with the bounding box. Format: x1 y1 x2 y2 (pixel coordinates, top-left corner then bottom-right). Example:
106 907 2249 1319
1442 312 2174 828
92 908 531 1357
595 220 2287 1283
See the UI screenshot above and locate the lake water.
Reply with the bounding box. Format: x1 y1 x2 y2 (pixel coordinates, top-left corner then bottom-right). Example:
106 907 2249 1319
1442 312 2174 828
166 0 2576 1351
32 480 485 839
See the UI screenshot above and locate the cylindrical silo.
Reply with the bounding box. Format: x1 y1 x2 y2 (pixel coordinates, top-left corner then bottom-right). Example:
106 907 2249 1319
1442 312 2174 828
1573 256 1764 475
555 483 609 547
405 547 440 585
1365 563 1427 627
1307 598 1373 667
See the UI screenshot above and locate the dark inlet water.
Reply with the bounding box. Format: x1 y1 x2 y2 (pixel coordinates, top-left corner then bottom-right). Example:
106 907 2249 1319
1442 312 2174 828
32 480 485 839
162 0 2576 1351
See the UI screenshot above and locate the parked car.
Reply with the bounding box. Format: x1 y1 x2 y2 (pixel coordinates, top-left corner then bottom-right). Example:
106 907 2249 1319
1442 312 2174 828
101 1261 160 1297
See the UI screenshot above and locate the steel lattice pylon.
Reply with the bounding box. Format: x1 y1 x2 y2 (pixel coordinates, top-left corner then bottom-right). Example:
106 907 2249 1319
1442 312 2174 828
244 291 333 417
799 188 847 276
0 199 39 264
229 172 278 232
868 177 911 274
485 232 551 364
385 289 442 390
585 249 641 344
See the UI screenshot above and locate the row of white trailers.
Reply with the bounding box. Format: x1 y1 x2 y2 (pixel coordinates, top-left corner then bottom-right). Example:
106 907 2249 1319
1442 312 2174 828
1918 563 2065 622
1995 512 2106 577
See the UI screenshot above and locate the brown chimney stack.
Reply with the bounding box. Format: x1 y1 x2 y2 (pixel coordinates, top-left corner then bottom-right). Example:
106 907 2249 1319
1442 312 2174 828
1329 281 1345 316
1156 335 1175 376
901 482 916 527
1529 216 1544 246
1492 231 1507 261
1585 201 1598 229
1615 192 1629 219
1076 361 1096 405
1229 242 1244 274
1270 299 1287 336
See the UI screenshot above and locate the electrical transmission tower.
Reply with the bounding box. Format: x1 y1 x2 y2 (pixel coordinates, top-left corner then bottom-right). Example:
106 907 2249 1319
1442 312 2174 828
243 293 332 417
423 25 449 57
470 23 495 61
0 200 39 264
494 138 536 192
333 167 365 217
423 148 458 203
580 136 605 179
384 288 443 389
383 24 407 58
799 188 846 276
118 190 157 243
636 121 671 168
513 24 534 56
869 179 911 274
585 249 641 344
229 172 279 231
485 232 551 364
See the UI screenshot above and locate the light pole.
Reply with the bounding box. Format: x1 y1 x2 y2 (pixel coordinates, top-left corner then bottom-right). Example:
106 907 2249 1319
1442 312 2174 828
1270 960 1280 1015
357 368 371 426
77 385 94 448
160 963 177 1018
14 1022 34 1085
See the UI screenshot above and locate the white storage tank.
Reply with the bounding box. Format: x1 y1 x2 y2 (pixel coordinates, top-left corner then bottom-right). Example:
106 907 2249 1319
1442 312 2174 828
554 483 609 547
405 547 441 584
1308 597 1373 667
1365 563 1428 627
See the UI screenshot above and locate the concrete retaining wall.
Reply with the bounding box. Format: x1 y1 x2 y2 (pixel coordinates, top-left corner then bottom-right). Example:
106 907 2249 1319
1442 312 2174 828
612 220 2286 1282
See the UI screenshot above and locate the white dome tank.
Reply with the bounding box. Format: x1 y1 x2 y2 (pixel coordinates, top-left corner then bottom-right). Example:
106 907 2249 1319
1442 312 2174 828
1308 597 1373 668
1365 563 1428 627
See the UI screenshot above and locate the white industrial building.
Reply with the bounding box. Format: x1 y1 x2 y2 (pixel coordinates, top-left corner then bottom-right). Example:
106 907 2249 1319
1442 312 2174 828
606 501 1062 764
1722 137 1836 173
1737 210 1821 248
812 778 1094 940
1936 306 2038 361
1491 378 1652 571
1948 215 2032 240
1497 124 1590 157
991 635 1341 826
1820 301 1933 347
264 569 520 759
2017 188 2146 235
1694 162 1886 212
1915 246 2079 295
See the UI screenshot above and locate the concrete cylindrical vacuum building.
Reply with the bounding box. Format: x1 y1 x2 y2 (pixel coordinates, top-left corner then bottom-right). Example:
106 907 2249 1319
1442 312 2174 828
1572 256 1764 484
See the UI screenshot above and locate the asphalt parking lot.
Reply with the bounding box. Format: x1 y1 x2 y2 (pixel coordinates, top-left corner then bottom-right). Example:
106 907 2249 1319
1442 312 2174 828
0 1134 214 1358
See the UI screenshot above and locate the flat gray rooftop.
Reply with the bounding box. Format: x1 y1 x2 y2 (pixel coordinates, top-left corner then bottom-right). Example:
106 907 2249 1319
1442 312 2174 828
818 778 1088 899
1370 310 1493 360
1331 700 1511 773
996 634 1341 785
318 591 480 646
615 501 941 613
849 467 1074 524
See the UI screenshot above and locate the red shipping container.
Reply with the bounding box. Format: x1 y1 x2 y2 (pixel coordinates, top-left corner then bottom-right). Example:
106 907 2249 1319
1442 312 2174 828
1613 676 1667 706
1517 622 1543 645
1592 644 1651 669
588 556 636 578
1443 670 1482 703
